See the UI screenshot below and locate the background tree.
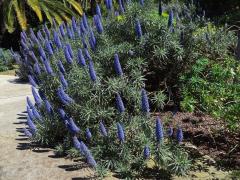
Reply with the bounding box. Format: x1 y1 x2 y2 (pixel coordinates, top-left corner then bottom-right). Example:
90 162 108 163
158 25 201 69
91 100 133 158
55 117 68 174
2 0 83 33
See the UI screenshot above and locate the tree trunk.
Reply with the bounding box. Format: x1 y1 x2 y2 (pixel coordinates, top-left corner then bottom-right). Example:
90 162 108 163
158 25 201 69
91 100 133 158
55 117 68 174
90 0 96 15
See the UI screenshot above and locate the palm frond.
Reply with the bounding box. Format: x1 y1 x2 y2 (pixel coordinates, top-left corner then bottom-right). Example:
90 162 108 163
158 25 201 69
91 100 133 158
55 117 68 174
26 0 43 22
45 0 76 17
66 0 83 15
39 2 53 24
58 11 71 22
13 0 27 30
49 11 64 25
3 0 15 33
41 0 76 25
3 0 83 33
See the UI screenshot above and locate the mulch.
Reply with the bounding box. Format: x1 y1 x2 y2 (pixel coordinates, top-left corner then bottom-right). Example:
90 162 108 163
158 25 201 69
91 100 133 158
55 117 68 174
160 111 240 170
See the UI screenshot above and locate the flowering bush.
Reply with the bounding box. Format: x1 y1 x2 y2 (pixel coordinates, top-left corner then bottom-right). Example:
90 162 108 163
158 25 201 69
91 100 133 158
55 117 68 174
15 0 237 178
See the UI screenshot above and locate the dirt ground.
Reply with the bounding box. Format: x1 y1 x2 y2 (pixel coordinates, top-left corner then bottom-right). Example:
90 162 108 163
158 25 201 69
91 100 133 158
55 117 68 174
160 111 240 170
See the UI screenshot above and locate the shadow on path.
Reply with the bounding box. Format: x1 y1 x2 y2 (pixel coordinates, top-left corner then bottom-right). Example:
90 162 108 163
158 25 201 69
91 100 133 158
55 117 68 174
15 138 29 141
8 78 28 85
58 163 89 172
72 177 97 180
16 127 25 131
17 116 27 120
17 113 27 117
16 142 32 150
13 121 27 125
14 111 94 179
48 154 65 159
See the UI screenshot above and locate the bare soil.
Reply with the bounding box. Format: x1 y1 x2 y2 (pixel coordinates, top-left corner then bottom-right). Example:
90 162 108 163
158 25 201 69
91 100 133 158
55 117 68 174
160 111 240 170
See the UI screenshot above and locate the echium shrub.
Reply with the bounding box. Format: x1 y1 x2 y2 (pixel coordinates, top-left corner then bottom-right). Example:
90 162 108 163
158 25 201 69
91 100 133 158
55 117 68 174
14 0 237 177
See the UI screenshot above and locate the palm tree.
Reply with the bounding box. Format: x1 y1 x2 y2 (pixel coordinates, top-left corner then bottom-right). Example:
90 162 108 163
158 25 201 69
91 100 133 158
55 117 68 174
0 1 5 35
2 0 83 33
78 0 103 15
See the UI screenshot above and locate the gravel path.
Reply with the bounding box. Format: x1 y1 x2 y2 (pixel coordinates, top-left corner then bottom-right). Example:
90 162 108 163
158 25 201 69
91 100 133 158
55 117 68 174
0 75 95 180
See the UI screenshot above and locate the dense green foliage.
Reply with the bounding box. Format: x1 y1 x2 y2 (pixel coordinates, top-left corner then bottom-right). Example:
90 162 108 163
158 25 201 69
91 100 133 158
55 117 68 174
0 48 15 72
180 57 240 130
179 20 239 130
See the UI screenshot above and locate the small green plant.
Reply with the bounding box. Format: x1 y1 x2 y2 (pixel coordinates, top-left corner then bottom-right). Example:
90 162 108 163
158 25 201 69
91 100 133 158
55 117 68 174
67 148 80 158
54 144 66 157
180 95 197 112
152 91 167 111
95 162 109 179
230 170 240 179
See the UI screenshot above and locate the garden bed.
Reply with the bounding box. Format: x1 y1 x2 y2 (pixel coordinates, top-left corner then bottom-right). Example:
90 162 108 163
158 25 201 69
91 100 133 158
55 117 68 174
160 111 240 169
10 0 240 178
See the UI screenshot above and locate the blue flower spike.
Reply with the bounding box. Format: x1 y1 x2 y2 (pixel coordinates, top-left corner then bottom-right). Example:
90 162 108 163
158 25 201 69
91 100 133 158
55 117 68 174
99 121 108 137
141 89 150 113
176 127 183 144
86 128 92 141
143 145 150 159
117 122 125 142
156 116 164 143
116 93 125 113
114 53 123 76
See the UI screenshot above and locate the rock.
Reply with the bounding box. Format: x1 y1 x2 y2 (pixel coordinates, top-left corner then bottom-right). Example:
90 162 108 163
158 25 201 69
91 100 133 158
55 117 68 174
202 155 216 165
184 142 203 156
194 160 205 170
146 156 155 168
